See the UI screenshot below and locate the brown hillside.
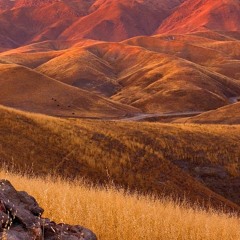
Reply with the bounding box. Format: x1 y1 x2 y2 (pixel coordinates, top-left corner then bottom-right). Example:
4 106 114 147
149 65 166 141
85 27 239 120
1 32 240 114
0 0 185 44
157 0 240 34
35 40 240 112
1 106 240 212
1 172 239 240
0 0 239 45
0 64 139 118
0 0 78 46
186 102 240 124
125 32 240 79
59 0 184 42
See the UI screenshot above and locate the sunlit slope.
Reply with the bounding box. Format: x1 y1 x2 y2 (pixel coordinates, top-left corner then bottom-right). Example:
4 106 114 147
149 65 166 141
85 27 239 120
1 106 240 211
0 0 78 46
36 47 121 97
186 102 240 124
2 31 240 114
0 51 62 68
125 31 240 80
36 41 240 112
0 0 239 47
0 64 139 117
157 0 240 34
0 39 101 68
0 0 185 45
59 0 184 42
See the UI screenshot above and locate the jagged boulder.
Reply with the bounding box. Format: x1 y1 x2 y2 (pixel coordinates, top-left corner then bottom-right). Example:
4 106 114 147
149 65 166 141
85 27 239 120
0 180 97 240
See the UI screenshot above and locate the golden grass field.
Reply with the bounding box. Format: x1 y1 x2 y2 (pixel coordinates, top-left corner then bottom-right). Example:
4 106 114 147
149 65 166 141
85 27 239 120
0 170 239 240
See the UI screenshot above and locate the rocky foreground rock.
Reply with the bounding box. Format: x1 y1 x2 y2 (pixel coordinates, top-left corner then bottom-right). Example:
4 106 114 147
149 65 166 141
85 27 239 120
0 180 97 240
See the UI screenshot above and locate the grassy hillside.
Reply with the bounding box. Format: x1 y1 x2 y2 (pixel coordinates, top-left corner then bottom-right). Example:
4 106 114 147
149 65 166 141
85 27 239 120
186 102 240 124
34 40 240 112
0 170 239 240
157 0 240 34
2 32 240 114
0 63 138 118
1 105 240 211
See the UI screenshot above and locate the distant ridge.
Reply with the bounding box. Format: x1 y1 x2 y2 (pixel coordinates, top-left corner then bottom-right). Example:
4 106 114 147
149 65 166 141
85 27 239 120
157 0 240 34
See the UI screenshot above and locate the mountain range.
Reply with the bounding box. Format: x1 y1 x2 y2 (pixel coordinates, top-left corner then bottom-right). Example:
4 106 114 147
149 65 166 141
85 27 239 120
0 0 239 47
0 0 240 120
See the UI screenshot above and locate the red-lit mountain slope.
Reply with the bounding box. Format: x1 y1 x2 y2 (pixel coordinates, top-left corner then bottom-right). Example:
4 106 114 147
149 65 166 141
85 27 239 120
157 0 240 34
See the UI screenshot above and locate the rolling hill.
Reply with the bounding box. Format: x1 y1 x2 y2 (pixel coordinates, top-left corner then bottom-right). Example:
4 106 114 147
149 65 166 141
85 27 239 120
1 106 240 212
1 31 240 115
0 63 139 118
1 0 240 45
186 102 240 124
59 0 185 41
0 0 184 45
157 0 240 34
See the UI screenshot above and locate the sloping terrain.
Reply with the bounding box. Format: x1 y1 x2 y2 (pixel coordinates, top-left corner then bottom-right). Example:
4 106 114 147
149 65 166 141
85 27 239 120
59 0 185 41
0 2 76 47
1 31 240 115
1 2 240 236
157 0 240 34
0 0 184 45
125 31 240 80
0 0 240 45
1 172 239 240
1 106 240 211
0 1 240 117
0 63 138 118
4 33 237 114
186 102 240 124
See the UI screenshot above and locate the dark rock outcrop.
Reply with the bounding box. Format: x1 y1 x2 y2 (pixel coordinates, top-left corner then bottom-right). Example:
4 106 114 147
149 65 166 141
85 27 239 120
0 180 97 240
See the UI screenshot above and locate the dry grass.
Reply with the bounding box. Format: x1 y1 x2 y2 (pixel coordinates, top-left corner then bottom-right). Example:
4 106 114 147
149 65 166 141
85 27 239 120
0 63 137 119
1 105 240 210
186 102 240 124
0 170 239 240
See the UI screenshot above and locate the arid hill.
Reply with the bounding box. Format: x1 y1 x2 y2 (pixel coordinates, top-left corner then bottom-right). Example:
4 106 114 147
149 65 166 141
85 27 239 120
157 0 240 34
1 1 240 237
0 63 138 118
1 1 240 118
186 102 240 124
1 31 240 115
0 171 239 240
1 0 240 45
1 172 240 240
59 0 185 41
1 106 240 211
0 0 184 46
